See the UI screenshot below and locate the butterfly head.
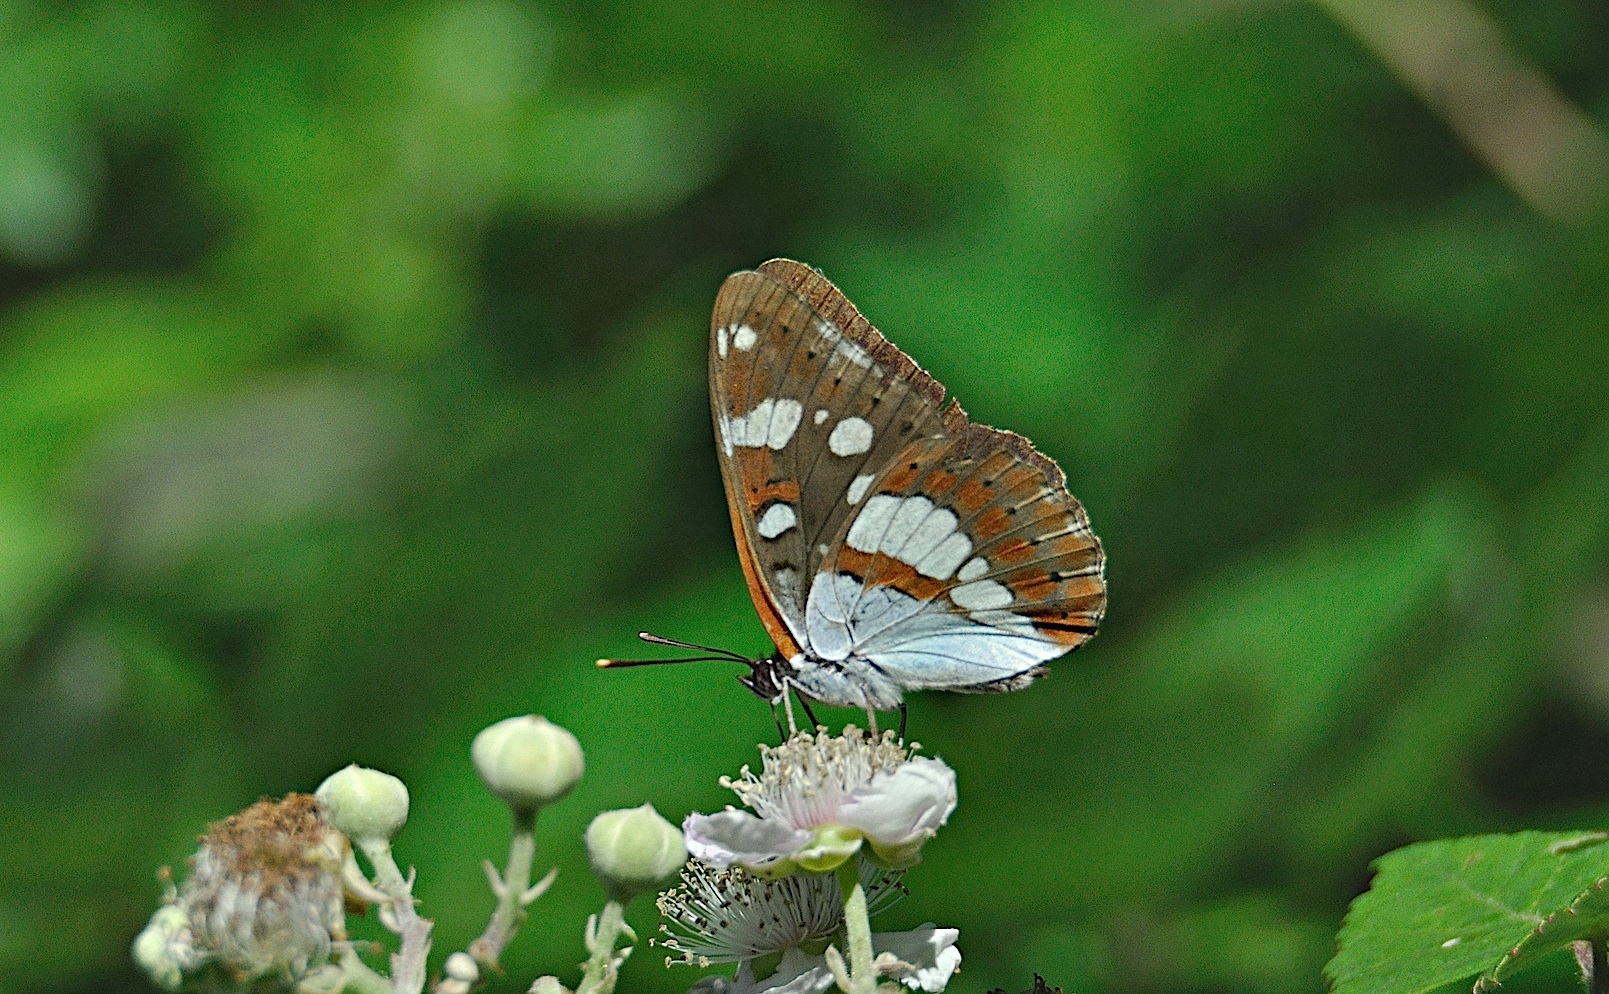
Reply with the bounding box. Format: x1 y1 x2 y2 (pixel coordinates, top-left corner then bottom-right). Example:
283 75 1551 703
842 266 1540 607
736 653 791 705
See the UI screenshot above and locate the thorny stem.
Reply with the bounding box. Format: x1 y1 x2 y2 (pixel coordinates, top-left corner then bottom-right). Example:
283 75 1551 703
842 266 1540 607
471 808 540 971
366 841 433 994
308 945 393 994
836 862 877 994
576 899 633 994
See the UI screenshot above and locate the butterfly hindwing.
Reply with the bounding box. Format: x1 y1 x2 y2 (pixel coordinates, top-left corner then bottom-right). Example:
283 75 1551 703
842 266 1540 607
812 423 1104 691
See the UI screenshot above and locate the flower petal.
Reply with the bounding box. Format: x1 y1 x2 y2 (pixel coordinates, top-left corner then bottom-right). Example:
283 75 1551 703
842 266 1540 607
873 925 962 993
837 758 956 854
684 809 813 870
693 949 836 994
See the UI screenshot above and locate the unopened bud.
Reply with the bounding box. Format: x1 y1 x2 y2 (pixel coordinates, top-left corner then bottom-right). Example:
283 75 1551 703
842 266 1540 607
472 716 584 813
445 951 479 984
315 765 409 846
132 905 198 992
530 976 572 994
585 804 687 901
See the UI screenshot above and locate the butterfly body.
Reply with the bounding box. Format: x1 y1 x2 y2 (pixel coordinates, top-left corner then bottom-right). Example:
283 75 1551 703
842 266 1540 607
711 259 1106 716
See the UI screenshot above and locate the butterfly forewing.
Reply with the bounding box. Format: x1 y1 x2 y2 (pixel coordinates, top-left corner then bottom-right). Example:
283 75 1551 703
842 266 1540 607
710 262 955 654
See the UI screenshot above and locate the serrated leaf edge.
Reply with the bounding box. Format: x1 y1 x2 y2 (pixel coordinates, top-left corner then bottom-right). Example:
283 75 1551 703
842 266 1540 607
1472 875 1609 993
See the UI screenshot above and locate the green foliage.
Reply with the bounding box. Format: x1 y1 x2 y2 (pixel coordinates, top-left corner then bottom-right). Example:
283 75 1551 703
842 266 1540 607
1328 832 1609 994
2 1 1608 993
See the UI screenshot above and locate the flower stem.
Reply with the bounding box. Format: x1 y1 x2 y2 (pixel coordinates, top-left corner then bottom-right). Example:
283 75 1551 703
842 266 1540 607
576 899 632 994
836 862 877 994
366 841 433 994
318 945 395 994
471 808 539 971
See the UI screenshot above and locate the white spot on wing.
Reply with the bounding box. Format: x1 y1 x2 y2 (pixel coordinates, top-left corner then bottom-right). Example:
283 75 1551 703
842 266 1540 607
969 608 1040 636
814 408 828 425
915 531 971 579
830 330 873 369
717 326 729 358
772 566 801 616
951 578 1013 611
958 557 989 582
726 398 804 450
757 503 798 539
902 507 960 567
1441 938 1461 950
828 417 874 457
882 496 934 555
847 494 901 553
733 324 758 351
844 493 970 577
846 474 875 504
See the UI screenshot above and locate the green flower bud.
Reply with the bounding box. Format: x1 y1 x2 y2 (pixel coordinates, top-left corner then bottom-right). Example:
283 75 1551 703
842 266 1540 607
472 715 584 813
315 765 409 846
585 803 687 901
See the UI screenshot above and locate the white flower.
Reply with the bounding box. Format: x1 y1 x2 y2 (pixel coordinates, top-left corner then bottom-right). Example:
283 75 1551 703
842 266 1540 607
684 727 956 873
872 925 964 993
685 929 962 994
659 857 959 994
658 858 903 967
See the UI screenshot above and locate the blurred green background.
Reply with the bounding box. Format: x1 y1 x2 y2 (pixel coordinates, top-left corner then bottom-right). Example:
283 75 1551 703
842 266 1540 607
4 1 1609 993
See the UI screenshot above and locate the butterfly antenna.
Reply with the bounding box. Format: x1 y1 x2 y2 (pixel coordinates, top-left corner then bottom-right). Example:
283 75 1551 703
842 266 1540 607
595 631 753 669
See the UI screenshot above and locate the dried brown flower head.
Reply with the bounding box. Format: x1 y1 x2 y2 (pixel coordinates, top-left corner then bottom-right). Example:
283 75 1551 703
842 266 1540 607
178 793 348 982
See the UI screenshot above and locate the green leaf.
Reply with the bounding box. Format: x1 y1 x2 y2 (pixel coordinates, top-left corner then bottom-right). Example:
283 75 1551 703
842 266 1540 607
1327 831 1609 994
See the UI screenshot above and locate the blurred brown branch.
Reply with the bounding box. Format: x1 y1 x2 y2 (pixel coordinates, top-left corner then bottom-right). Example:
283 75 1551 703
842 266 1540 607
1318 0 1609 223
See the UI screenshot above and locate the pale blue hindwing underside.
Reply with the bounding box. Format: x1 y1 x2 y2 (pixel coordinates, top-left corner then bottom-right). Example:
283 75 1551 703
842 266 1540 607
803 572 1064 691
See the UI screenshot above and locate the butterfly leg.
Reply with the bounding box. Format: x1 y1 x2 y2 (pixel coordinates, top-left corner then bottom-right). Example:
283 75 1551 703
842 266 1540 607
796 693 821 732
897 704 908 742
770 703 787 742
780 683 800 736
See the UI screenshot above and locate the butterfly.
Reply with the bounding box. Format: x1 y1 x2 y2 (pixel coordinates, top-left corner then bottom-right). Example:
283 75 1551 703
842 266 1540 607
606 259 1105 732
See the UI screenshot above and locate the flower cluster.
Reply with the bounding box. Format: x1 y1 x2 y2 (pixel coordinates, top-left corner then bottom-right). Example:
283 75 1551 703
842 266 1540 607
663 727 962 994
133 716 688 994
129 711 967 994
